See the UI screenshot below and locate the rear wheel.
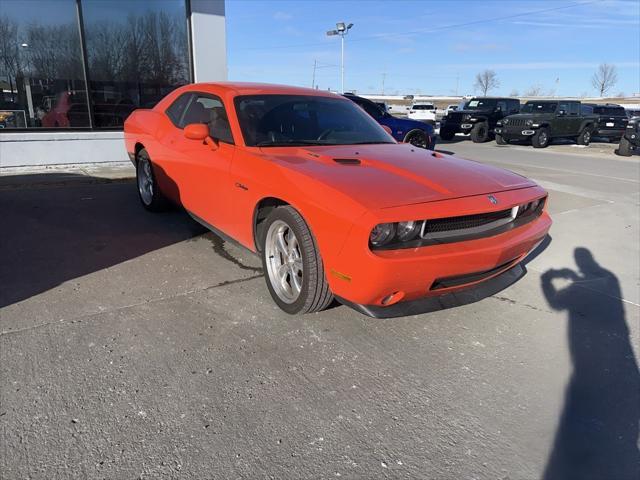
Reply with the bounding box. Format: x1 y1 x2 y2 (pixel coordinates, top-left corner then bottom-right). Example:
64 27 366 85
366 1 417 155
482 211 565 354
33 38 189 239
615 137 632 156
577 127 592 146
470 122 489 143
532 128 550 148
136 148 168 211
404 129 429 149
261 206 333 315
495 134 508 145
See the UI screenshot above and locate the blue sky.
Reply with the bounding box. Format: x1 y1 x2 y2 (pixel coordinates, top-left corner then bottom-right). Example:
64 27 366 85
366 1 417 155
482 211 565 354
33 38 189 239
226 0 640 97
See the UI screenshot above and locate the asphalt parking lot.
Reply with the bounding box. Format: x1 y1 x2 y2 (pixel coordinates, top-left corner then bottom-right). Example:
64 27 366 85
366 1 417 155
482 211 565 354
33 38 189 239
1 141 639 479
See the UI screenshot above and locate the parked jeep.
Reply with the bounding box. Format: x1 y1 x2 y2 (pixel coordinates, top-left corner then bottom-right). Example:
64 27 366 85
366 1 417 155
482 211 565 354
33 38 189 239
439 97 520 142
583 103 628 141
494 100 597 148
615 116 639 156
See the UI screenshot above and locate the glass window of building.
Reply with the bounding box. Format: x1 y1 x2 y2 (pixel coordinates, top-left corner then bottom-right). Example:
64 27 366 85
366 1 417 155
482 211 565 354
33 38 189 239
81 0 191 128
0 0 89 129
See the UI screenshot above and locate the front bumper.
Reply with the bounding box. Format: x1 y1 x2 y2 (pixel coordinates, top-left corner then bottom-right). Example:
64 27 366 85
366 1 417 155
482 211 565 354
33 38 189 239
441 123 472 135
327 187 551 313
337 261 526 318
494 126 536 139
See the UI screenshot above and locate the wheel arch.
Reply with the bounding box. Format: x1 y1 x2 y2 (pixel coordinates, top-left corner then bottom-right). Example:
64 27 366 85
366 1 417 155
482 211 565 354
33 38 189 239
253 197 291 252
133 142 146 164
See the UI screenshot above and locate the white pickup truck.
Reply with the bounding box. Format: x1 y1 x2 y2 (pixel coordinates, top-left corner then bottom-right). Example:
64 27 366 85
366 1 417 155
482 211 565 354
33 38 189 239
407 103 437 124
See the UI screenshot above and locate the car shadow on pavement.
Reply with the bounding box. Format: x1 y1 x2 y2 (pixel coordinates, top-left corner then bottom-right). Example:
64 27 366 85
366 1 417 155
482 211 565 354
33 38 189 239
0 174 206 308
541 247 640 480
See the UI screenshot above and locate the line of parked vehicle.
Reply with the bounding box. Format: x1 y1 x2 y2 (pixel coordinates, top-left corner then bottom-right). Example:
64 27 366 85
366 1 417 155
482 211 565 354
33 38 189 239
350 93 638 157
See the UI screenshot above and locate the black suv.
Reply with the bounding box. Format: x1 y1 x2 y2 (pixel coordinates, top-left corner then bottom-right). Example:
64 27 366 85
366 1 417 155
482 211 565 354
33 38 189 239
494 100 598 148
439 97 520 143
615 116 639 156
583 103 628 141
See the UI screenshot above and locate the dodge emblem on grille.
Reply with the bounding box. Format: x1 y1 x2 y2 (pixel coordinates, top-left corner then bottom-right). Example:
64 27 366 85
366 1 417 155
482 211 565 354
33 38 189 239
488 195 498 205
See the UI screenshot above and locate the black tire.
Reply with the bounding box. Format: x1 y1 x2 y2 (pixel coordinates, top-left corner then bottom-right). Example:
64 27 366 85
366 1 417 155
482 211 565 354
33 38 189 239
577 127 593 146
532 127 550 148
615 137 632 156
136 148 168 212
470 122 489 143
261 206 333 315
495 134 508 145
439 128 455 141
404 129 429 149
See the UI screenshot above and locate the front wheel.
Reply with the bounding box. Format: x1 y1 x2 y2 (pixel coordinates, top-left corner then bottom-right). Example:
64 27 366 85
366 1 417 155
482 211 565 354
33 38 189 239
615 137 632 156
577 127 592 146
532 128 550 148
495 134 508 145
470 122 489 143
404 129 429 149
261 206 333 315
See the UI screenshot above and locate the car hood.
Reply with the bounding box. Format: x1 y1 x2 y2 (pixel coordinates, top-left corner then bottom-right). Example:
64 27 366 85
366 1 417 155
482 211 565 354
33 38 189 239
260 143 535 209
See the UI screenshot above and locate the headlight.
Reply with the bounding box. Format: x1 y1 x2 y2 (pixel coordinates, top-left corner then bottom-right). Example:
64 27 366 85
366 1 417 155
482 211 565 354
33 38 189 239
468 117 477 122
396 221 420 242
463 114 471 121
502 118 509 125
370 223 396 247
525 119 533 127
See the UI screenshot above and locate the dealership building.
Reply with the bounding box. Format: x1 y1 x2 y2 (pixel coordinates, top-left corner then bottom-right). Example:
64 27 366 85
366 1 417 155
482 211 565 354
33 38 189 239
0 0 227 167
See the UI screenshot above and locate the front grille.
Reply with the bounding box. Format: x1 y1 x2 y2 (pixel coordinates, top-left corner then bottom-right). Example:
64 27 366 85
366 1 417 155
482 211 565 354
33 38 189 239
423 209 512 235
506 118 527 127
446 112 463 123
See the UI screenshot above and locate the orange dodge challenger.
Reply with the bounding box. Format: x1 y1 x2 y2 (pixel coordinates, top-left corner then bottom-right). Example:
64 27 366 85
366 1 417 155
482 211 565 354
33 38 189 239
124 83 551 318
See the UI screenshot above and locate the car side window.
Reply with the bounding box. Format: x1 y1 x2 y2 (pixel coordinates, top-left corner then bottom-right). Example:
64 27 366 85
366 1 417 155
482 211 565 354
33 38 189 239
166 93 193 127
179 93 234 144
509 100 520 114
497 100 507 112
569 103 580 116
558 103 569 114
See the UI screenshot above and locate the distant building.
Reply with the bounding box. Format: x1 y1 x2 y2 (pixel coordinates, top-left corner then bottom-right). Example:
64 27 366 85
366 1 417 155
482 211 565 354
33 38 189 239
0 0 226 167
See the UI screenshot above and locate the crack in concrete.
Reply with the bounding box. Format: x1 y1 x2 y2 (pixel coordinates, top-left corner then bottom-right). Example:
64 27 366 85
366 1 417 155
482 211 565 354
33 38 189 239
0 274 263 338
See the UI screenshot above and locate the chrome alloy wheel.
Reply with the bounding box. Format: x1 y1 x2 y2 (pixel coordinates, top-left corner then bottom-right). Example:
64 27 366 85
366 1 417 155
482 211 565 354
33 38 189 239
539 131 548 146
138 157 154 205
265 220 304 304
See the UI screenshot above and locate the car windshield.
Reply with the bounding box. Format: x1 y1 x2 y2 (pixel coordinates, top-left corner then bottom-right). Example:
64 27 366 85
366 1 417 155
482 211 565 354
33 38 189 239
412 105 434 110
463 99 496 110
234 95 395 147
520 102 558 114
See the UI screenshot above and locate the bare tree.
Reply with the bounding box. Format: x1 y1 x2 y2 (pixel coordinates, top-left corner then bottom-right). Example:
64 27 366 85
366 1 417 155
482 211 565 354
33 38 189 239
525 84 543 97
474 70 499 96
509 89 519 97
591 63 618 97
616 91 626 98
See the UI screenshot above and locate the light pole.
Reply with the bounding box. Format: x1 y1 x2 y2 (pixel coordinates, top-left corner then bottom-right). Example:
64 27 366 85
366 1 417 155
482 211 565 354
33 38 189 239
326 22 353 93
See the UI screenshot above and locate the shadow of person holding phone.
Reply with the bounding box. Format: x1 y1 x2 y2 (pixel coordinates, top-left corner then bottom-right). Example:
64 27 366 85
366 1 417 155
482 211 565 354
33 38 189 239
542 247 640 480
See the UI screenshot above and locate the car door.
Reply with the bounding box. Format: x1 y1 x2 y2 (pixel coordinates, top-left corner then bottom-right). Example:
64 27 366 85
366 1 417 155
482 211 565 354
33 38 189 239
160 92 236 232
568 102 582 134
556 102 572 136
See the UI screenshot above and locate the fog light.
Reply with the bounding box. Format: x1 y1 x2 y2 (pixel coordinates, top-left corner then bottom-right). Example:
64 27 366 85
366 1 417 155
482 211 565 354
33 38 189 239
380 291 405 306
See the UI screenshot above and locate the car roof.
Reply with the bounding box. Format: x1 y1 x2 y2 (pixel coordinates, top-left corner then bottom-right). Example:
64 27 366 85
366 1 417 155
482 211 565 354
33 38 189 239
186 82 341 98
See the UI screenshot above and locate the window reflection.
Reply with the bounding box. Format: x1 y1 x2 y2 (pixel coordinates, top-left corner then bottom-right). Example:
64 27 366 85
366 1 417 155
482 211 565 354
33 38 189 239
0 0 89 128
82 0 190 128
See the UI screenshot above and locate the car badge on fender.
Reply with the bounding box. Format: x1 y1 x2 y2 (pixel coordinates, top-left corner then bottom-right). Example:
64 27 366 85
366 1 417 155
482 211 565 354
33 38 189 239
488 195 498 205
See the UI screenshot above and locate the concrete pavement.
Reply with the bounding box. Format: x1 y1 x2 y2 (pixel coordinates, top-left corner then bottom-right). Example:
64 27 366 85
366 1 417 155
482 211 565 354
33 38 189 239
1 143 638 479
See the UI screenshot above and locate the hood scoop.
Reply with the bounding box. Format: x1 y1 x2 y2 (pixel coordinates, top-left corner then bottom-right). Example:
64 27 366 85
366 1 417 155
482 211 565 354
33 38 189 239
333 158 361 165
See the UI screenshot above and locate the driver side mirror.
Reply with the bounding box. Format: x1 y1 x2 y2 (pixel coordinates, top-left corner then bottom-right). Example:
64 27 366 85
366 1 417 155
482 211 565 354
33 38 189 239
557 110 566 116
381 125 393 135
184 123 218 151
